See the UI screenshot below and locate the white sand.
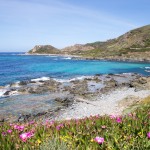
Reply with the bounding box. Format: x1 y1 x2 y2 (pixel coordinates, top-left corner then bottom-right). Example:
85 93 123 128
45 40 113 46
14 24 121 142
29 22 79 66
56 87 150 120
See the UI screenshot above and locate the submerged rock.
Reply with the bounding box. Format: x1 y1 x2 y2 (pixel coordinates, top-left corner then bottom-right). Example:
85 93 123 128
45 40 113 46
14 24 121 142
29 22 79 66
19 80 29 86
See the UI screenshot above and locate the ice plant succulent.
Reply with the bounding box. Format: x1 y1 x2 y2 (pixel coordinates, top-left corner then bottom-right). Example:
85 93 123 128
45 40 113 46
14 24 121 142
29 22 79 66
94 136 104 144
7 129 12 133
56 124 64 130
20 131 34 142
116 117 122 123
147 132 150 139
2 132 7 136
18 125 25 131
110 114 116 119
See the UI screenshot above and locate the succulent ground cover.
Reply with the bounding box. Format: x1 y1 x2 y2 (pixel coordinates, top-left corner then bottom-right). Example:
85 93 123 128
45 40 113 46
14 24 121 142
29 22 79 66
0 98 150 150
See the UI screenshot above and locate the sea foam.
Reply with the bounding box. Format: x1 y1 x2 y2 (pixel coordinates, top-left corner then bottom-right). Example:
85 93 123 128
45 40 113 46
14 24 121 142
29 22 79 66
31 77 50 82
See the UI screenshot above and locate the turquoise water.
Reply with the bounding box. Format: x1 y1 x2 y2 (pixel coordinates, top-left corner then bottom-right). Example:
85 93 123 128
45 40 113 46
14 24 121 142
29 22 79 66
0 52 150 86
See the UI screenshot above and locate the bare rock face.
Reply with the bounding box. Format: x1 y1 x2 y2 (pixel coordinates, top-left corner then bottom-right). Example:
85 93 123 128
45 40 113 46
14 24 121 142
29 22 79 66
28 45 60 54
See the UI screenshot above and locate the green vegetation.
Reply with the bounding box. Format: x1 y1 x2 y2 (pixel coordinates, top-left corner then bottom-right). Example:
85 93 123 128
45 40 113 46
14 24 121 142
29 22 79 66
27 25 150 59
40 137 68 150
0 97 150 150
78 25 150 58
29 45 60 54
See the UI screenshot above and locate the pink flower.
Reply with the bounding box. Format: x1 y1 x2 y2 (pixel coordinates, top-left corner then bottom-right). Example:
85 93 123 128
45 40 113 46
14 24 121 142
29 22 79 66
147 132 150 139
18 125 24 131
20 131 34 142
50 120 54 125
110 115 116 119
94 136 104 144
20 133 28 142
116 117 122 123
56 124 64 130
2 132 7 136
95 115 99 118
29 121 35 125
14 125 19 129
14 125 24 131
7 130 12 133
101 125 106 129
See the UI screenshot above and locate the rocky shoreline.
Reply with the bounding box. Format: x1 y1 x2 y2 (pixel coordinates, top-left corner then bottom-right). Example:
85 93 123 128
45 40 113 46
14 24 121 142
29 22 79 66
76 57 150 63
24 53 150 63
0 73 150 123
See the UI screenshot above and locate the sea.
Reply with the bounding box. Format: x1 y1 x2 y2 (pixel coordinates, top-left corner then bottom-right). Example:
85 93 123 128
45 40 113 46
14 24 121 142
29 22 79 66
0 52 150 87
0 52 150 118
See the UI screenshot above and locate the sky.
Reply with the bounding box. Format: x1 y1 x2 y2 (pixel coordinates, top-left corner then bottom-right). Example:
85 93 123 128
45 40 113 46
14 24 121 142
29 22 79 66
0 0 150 52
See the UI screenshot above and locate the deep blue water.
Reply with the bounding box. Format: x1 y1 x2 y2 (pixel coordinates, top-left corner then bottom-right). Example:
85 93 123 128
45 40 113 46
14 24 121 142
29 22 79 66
0 52 150 86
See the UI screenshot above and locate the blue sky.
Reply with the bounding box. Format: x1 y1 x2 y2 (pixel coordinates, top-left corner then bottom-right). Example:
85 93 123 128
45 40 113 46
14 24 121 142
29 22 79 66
0 0 149 52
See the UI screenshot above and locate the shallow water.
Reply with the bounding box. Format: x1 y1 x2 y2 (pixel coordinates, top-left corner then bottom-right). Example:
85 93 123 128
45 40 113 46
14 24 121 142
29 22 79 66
0 93 65 119
0 52 150 86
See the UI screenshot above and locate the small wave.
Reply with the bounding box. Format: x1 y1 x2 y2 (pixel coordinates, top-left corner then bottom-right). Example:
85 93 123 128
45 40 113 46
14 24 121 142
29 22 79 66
53 75 94 83
63 57 72 60
145 67 150 69
46 56 58 58
145 70 150 73
0 89 7 97
31 77 50 82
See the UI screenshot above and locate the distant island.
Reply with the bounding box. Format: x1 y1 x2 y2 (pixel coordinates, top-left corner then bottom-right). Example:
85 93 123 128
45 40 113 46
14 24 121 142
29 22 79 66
28 25 150 62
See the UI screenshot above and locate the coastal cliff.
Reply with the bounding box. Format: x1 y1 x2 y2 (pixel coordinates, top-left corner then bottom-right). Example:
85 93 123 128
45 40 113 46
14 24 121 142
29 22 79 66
27 25 150 61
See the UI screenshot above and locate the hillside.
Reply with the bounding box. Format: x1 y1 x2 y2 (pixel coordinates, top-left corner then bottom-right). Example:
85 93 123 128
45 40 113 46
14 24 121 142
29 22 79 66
28 45 60 54
27 25 150 61
61 44 94 54
62 25 150 60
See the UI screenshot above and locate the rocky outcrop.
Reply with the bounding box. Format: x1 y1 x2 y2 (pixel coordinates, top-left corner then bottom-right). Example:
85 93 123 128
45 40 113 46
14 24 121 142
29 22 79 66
28 45 60 54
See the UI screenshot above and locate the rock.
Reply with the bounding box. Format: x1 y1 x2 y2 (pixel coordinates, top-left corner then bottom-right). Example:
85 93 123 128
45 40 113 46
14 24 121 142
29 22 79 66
19 80 29 85
93 76 101 82
138 77 147 84
10 82 18 87
0 117 4 122
30 80 37 83
70 80 80 84
55 97 73 107
43 79 60 86
34 111 47 117
18 114 31 122
55 97 72 103
18 88 27 93
71 81 88 95
63 86 72 92
3 91 11 96
0 86 4 89
105 79 118 88
39 80 45 83
118 96 140 108
95 74 101 76
129 77 148 90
